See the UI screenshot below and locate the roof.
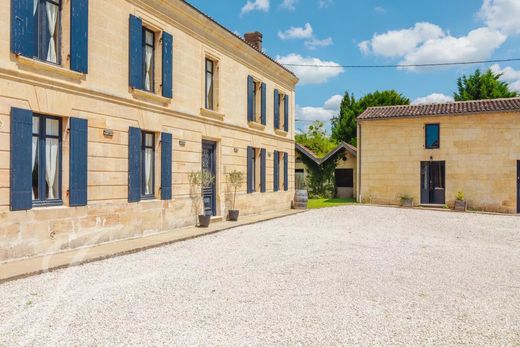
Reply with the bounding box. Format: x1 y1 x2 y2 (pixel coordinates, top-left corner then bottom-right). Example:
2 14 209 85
296 142 357 166
358 97 520 120
183 1 297 79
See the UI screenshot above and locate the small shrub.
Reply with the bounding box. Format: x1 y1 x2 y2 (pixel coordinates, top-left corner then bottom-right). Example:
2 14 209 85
456 191 465 201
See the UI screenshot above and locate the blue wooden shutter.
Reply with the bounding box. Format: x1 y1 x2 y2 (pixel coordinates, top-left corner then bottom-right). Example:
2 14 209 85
284 95 289 132
162 32 173 98
161 132 172 200
129 15 143 89
247 146 253 193
70 0 89 73
10 0 35 57
10 107 33 211
128 127 141 202
284 152 289 191
274 89 280 129
273 150 279 192
69 117 88 206
260 83 266 125
260 148 266 193
247 76 254 122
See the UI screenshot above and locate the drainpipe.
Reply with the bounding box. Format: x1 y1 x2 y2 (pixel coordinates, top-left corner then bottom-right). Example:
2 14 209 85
357 121 362 202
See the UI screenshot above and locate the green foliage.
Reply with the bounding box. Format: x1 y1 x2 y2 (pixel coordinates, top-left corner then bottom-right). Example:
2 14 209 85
307 198 356 209
295 120 337 157
331 90 410 145
189 170 215 188
456 191 465 201
454 69 518 101
226 170 244 210
300 152 339 199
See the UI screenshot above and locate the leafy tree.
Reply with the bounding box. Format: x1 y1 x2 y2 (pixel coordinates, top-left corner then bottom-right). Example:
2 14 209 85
454 69 518 101
331 90 410 146
295 120 336 157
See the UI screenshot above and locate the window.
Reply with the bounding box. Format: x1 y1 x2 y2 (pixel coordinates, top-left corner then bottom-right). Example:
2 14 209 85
278 152 285 190
247 147 265 193
32 115 62 205
205 58 215 110
425 124 440 149
278 93 286 130
141 132 155 198
143 28 155 92
254 82 262 122
35 0 61 64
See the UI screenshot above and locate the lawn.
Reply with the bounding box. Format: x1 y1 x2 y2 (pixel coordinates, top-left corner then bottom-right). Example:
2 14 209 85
307 198 357 209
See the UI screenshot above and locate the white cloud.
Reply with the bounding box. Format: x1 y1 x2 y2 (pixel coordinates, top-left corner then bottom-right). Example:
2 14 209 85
490 64 520 92
296 95 343 123
241 0 270 15
278 23 313 40
479 0 520 36
412 93 454 105
280 0 297 11
305 37 333 50
318 0 334 8
374 6 387 14
276 54 344 84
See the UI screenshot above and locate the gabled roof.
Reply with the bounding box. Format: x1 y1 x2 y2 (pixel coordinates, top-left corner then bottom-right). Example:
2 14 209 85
358 97 520 120
296 142 357 166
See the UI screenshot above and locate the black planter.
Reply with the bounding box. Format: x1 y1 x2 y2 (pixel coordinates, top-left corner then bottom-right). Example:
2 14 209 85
228 210 240 221
401 198 414 208
454 199 467 212
198 215 211 228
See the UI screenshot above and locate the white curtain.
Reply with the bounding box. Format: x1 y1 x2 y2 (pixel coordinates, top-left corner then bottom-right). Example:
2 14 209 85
206 73 213 108
32 138 37 199
144 48 153 91
34 0 38 15
46 2 58 63
145 149 152 195
45 138 59 199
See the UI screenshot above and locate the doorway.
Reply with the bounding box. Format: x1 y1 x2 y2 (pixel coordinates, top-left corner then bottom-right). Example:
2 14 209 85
421 161 445 205
202 141 217 216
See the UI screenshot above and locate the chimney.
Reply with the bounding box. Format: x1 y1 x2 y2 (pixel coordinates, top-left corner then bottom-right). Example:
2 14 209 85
244 32 263 51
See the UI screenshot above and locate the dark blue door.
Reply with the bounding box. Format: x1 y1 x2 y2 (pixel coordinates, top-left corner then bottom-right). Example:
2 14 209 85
202 141 216 216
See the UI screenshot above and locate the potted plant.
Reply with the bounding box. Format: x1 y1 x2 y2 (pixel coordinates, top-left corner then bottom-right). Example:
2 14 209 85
226 170 245 221
454 191 467 212
400 194 414 208
189 170 216 228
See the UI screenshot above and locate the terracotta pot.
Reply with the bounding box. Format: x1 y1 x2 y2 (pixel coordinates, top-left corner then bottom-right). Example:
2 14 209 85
228 210 240 221
198 215 211 228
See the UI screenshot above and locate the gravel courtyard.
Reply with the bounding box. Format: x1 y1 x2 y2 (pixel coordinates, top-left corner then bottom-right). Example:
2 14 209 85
1 205 519 346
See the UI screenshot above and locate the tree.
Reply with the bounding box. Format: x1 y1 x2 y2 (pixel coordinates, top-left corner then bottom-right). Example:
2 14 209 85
454 69 518 101
331 90 410 146
295 120 336 157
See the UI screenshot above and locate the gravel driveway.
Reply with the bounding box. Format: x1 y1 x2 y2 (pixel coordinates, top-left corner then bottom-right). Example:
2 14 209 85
1 205 519 346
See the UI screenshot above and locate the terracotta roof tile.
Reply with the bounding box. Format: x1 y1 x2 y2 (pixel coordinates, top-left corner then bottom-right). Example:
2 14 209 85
358 97 520 120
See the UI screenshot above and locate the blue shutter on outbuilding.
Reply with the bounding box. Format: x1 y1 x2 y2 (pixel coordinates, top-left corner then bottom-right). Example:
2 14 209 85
162 32 173 98
247 146 253 193
10 107 33 211
129 15 143 89
260 148 266 193
161 132 172 200
69 117 88 206
10 0 35 57
284 95 289 132
273 150 279 192
284 152 289 191
260 83 266 125
128 127 141 202
247 76 254 122
70 0 89 73
274 89 280 129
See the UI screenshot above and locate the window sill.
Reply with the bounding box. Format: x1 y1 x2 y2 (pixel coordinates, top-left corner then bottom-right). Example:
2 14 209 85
16 55 85 80
131 88 172 105
275 129 288 137
200 108 225 121
32 200 64 209
248 122 266 131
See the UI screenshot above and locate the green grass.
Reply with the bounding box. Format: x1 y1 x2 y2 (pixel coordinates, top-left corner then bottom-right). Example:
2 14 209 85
307 198 357 209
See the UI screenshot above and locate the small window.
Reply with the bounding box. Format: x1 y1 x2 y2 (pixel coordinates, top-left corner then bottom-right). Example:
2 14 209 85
32 115 62 205
205 58 215 110
425 124 440 149
36 0 61 64
141 132 155 198
278 93 286 130
254 82 262 123
143 28 155 92
279 152 285 189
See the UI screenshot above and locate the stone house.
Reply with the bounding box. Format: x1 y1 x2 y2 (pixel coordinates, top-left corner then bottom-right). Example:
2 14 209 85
356 98 520 213
295 142 357 198
1 0 297 262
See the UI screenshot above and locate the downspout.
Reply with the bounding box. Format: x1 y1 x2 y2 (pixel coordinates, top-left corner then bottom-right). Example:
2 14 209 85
357 121 362 202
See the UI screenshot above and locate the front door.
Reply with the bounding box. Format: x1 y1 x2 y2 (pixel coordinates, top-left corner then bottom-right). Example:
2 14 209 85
421 161 446 205
202 141 217 216
517 161 520 213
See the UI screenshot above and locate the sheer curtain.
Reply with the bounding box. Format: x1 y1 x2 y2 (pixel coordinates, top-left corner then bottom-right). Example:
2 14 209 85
144 48 153 91
145 149 152 195
34 0 38 15
46 2 58 63
32 138 37 199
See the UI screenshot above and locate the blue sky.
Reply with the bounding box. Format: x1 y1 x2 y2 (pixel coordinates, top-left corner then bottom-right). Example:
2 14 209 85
188 0 520 132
